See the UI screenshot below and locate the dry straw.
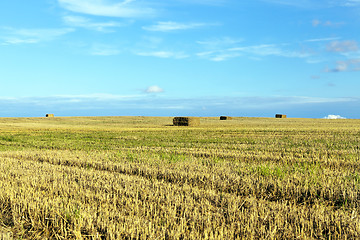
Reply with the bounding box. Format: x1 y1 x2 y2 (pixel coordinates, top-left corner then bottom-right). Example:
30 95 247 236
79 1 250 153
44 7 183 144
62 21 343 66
220 116 233 120
275 114 286 118
173 117 200 126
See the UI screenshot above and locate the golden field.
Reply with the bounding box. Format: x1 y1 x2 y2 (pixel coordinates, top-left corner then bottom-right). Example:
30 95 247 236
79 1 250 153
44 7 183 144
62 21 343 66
0 116 359 239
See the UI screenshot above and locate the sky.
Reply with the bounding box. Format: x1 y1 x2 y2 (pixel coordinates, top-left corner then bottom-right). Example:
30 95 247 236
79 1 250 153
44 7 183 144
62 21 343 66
1 0 360 118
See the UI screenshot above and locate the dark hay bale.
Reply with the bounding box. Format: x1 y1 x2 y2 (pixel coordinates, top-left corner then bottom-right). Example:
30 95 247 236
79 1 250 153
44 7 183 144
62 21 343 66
220 116 233 120
275 114 287 118
173 117 200 126
46 114 54 118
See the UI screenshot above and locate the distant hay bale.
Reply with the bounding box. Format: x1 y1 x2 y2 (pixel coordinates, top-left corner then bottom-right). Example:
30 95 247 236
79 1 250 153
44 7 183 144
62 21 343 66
275 114 287 118
220 116 233 120
46 114 54 118
173 117 200 126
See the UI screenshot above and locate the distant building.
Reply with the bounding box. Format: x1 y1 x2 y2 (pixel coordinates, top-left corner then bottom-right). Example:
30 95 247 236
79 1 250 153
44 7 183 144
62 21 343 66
46 114 54 118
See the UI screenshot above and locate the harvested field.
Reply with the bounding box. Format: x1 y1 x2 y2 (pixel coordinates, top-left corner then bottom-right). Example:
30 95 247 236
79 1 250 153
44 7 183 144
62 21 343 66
0 116 359 239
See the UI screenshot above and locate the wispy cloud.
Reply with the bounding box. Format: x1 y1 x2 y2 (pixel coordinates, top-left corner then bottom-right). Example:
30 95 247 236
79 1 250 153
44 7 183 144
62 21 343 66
229 44 310 58
342 0 360 6
63 15 125 32
312 19 345 27
58 0 156 18
305 37 341 42
90 43 121 56
325 59 360 72
0 93 142 107
197 37 243 49
0 27 74 45
145 86 164 93
289 96 354 104
197 51 241 61
136 51 189 59
197 42 310 61
143 21 208 32
53 93 141 102
196 37 244 61
326 40 358 53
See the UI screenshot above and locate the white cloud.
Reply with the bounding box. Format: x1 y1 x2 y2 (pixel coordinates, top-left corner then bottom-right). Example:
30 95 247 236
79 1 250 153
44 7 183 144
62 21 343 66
305 37 341 42
198 43 311 62
63 15 125 32
323 115 346 119
197 51 242 61
56 93 141 100
58 0 156 18
143 21 207 32
145 86 164 93
136 51 189 59
343 0 360 6
231 44 311 58
90 44 121 56
0 94 143 107
323 20 345 27
0 27 74 44
311 19 345 27
197 37 243 49
325 59 360 72
292 97 354 104
326 40 358 53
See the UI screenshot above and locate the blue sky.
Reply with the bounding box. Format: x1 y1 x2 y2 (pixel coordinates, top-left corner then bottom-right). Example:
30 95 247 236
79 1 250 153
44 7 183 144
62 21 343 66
1 0 360 118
